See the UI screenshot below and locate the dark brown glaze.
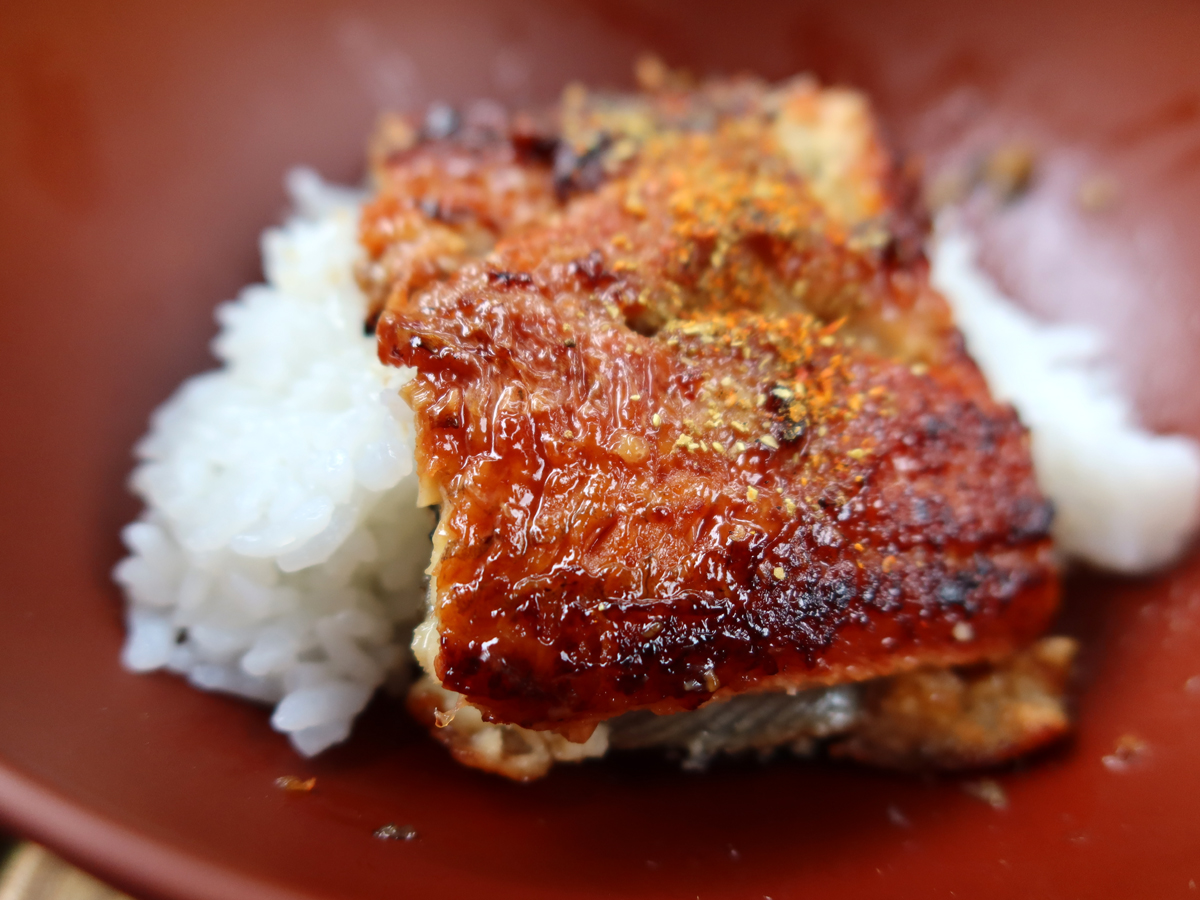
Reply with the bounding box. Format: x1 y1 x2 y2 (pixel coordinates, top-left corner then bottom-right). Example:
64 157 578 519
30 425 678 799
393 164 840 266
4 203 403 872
359 106 562 320
374 77 1060 735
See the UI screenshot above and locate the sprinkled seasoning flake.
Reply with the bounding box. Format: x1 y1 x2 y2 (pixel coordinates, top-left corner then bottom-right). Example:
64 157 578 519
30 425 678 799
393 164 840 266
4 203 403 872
275 776 316 792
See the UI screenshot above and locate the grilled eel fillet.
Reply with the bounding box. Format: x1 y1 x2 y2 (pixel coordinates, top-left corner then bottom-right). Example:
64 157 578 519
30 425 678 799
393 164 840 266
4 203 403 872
362 73 1071 780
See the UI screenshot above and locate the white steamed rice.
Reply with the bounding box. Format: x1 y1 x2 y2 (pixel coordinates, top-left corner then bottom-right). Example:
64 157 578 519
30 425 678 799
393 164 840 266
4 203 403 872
113 170 1200 757
932 221 1200 572
114 170 432 756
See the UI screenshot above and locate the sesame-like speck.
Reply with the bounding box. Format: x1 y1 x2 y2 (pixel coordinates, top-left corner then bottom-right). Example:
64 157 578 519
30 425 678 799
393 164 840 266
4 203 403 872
772 566 786 581
961 779 1007 810
651 413 662 428
760 434 780 450
952 622 975 642
374 823 419 841
746 486 759 502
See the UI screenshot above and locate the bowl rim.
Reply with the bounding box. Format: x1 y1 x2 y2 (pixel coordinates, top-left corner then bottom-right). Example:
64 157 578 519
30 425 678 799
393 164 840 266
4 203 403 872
0 763 309 900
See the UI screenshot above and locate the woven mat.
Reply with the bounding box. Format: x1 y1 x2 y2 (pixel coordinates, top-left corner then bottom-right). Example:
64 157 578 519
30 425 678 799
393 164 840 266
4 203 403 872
0 845 129 900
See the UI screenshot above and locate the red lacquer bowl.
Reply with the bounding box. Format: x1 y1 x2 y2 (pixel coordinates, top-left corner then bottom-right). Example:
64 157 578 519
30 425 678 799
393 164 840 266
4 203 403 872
3 2 1200 898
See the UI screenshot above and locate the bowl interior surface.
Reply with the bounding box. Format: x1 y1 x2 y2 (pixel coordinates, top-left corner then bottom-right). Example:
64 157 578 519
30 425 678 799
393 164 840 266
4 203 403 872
3 2 1200 899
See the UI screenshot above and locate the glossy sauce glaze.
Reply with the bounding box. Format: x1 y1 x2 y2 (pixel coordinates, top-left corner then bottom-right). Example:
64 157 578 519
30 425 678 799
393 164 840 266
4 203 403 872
371 77 1059 734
